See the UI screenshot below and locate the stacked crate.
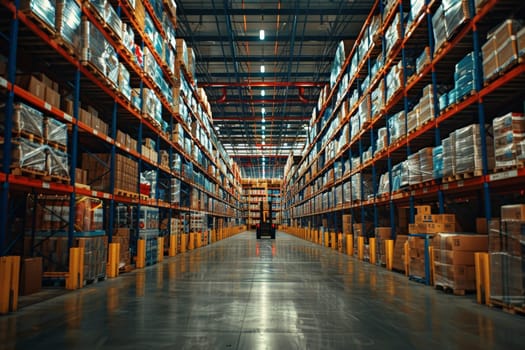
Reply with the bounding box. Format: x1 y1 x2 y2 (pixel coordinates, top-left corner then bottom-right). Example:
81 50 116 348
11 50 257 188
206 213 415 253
454 124 494 176
482 20 522 82
492 112 525 169
112 228 131 268
490 205 525 307
432 233 488 292
82 153 138 193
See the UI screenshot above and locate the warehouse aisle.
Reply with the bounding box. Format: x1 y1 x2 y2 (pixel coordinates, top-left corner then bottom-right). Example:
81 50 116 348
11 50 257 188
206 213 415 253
1 232 524 350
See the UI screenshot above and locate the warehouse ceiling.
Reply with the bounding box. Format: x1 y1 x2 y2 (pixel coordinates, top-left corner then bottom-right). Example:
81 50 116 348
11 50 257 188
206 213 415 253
176 0 375 178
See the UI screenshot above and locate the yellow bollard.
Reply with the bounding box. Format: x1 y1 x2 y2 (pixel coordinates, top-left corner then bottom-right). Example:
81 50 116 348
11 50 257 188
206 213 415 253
338 233 343 253
331 232 337 250
346 234 354 256
475 252 491 305
357 236 364 260
369 238 376 264
324 232 330 247
157 237 164 262
428 246 435 286
404 241 410 276
0 256 21 314
137 239 146 269
108 243 120 278
180 234 187 253
66 247 80 290
169 235 177 257
385 240 394 271
188 233 195 250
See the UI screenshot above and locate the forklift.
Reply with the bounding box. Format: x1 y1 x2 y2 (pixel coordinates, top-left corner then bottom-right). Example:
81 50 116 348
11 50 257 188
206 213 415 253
256 200 276 239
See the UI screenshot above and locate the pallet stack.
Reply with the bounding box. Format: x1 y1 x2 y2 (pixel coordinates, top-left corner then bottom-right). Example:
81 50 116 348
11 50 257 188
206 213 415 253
490 204 525 309
432 233 488 294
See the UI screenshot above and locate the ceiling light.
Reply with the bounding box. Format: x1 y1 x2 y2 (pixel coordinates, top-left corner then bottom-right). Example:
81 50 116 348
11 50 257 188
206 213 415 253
261 90 265 97
261 107 266 115
260 65 265 73
259 29 265 40
262 118 265 123
284 143 288 147
262 141 266 145
262 134 266 139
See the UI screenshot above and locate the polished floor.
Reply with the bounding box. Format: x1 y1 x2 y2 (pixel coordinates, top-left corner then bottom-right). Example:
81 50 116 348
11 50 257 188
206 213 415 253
1 231 524 350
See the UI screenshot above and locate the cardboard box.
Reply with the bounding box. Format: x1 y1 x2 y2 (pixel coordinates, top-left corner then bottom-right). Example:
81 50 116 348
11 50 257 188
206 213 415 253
16 74 45 100
501 204 525 221
20 257 42 296
375 227 391 239
433 249 476 265
476 217 488 234
44 86 61 109
434 261 476 290
415 205 431 215
432 233 488 251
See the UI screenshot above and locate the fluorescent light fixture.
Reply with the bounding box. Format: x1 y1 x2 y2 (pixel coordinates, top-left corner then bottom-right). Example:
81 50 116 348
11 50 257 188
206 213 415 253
259 29 265 40
260 65 265 73
262 125 265 130
262 118 265 123
262 134 266 139
261 107 266 114
262 141 266 145
261 90 265 97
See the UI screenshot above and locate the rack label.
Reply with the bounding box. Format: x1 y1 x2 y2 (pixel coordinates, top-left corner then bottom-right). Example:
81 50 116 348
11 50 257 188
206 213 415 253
92 191 98 197
489 170 517 182
103 193 110 199
457 181 464 188
63 114 73 122
0 77 7 88
443 184 449 190
42 182 50 189
44 102 52 111
106 136 112 143
93 129 99 136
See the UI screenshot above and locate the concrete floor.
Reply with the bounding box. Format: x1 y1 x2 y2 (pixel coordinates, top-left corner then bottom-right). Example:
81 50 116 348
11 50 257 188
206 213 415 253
1 231 524 350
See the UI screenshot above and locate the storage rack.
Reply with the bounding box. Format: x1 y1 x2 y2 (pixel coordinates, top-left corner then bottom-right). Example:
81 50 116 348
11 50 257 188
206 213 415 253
282 0 525 238
0 0 242 274
241 178 282 229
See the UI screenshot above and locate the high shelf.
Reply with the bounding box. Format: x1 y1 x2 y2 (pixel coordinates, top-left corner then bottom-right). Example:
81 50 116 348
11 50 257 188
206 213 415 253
282 0 525 299
0 0 242 284
242 178 282 229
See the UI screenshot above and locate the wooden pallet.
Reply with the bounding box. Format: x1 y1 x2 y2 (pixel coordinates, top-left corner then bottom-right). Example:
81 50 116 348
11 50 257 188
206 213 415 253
489 299 525 316
494 162 525 173
11 167 47 179
47 141 68 152
119 264 133 274
85 275 106 285
115 188 139 198
21 9 55 36
455 170 483 180
435 284 472 296
75 183 91 190
43 174 70 184
52 36 79 59
12 130 45 144
81 60 117 91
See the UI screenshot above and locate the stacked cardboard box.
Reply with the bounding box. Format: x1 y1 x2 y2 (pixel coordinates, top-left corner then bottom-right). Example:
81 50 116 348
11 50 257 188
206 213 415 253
408 152 421 186
393 234 408 271
442 133 456 178
81 153 138 193
483 20 522 81
21 0 56 31
490 205 525 306
375 227 391 265
493 112 525 169
112 228 131 268
55 0 82 55
433 233 488 291
454 52 478 100
25 234 107 282
455 124 494 175
408 235 432 279
342 214 352 234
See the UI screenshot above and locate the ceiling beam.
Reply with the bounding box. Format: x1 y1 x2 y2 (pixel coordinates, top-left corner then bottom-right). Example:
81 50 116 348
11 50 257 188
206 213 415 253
197 72 329 79
183 34 355 42
214 115 310 121
214 98 314 104
231 154 289 158
180 8 370 16
200 81 324 87
198 55 332 62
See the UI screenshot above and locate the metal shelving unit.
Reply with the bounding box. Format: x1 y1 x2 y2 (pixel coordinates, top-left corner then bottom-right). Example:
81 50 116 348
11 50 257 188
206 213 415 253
241 178 281 229
0 0 242 276
282 0 525 238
